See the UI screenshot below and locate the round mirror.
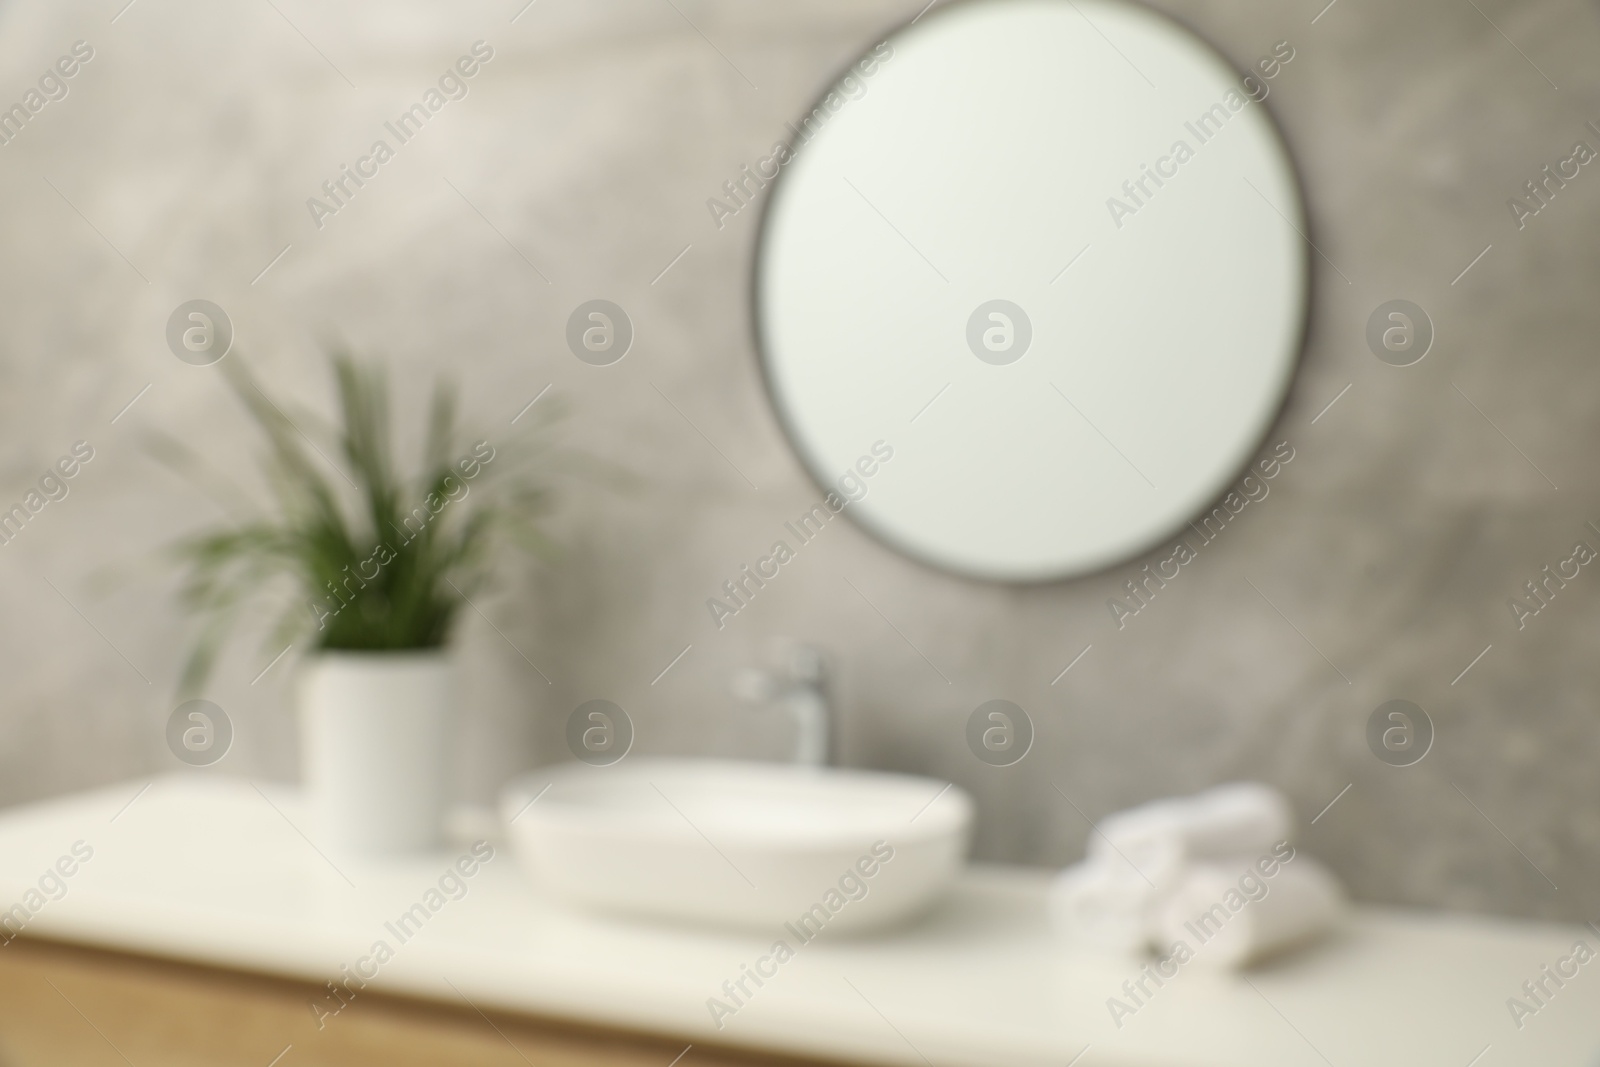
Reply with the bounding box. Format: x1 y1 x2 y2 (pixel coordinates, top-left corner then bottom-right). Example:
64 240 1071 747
755 0 1307 582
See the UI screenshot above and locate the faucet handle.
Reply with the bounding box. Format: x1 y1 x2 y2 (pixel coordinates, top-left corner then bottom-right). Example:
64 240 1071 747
735 642 829 698
731 667 779 703
784 644 827 684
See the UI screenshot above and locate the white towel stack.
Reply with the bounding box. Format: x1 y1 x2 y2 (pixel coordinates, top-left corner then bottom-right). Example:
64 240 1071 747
1049 783 1344 968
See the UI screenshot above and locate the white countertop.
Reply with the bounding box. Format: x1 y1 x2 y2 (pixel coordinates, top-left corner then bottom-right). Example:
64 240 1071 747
0 775 1595 1067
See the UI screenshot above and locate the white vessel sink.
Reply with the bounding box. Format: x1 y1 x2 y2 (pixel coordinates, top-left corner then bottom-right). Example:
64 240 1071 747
500 759 972 933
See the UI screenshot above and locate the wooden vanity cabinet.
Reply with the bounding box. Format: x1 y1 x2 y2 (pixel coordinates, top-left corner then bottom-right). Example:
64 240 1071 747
0 938 836 1067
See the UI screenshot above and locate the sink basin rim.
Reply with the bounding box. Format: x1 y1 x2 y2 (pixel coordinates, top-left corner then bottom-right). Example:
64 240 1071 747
500 758 972 849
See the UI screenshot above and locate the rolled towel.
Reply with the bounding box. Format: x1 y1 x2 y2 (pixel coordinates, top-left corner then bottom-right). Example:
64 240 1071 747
1048 860 1161 954
1090 783 1293 888
1087 799 1190 889
1154 854 1344 968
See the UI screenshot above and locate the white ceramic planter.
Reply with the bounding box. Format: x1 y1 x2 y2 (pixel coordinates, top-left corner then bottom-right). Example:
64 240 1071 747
298 650 452 855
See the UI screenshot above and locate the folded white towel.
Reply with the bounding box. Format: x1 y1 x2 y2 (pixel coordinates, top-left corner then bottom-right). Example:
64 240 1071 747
1049 860 1162 953
1154 854 1344 968
1089 783 1293 888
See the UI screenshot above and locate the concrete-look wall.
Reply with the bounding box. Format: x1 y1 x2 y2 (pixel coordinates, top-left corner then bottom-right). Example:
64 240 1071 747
0 0 1595 923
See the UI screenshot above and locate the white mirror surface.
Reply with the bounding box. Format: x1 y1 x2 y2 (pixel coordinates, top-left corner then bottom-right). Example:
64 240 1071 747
756 0 1307 582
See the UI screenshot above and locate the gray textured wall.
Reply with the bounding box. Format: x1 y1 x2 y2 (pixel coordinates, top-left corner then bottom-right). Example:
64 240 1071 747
0 0 1596 924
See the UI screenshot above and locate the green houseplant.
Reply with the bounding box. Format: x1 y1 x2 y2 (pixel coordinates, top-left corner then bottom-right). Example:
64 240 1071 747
162 352 558 854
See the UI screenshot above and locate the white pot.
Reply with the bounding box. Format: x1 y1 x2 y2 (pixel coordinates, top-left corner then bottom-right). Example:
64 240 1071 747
298 650 452 855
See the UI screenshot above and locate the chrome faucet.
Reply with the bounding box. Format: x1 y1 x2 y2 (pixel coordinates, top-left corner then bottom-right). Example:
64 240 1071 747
733 644 834 766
